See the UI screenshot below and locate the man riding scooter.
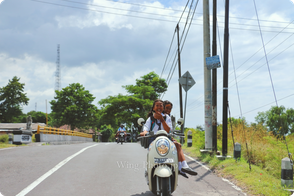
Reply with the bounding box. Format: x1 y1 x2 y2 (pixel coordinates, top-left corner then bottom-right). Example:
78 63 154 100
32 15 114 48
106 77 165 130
116 124 127 143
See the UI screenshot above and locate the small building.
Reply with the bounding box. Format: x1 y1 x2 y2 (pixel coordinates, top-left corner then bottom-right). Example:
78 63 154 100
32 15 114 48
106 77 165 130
0 123 46 135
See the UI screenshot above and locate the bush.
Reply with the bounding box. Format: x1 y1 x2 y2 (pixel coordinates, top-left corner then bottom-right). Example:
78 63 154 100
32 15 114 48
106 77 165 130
0 134 9 143
100 124 114 142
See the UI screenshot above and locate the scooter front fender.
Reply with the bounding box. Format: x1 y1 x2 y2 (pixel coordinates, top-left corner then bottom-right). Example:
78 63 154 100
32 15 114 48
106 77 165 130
153 165 172 178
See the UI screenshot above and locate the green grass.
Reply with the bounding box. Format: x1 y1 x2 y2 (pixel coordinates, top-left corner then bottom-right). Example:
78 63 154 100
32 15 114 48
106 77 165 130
0 143 18 148
182 124 294 196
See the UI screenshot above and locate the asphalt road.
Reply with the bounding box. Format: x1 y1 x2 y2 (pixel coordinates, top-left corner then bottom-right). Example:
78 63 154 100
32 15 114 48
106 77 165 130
0 142 247 196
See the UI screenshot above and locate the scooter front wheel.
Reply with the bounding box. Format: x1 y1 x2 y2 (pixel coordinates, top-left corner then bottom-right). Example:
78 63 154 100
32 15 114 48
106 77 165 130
157 177 170 196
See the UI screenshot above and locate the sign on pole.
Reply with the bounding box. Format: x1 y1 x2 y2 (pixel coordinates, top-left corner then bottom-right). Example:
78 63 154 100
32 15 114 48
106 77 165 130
178 71 196 143
178 71 195 92
206 55 221 70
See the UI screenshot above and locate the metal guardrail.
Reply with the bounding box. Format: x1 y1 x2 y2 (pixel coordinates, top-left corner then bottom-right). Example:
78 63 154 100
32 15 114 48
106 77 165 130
37 125 92 138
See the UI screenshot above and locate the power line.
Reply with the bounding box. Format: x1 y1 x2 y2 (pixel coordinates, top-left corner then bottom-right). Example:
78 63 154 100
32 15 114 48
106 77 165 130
235 93 294 117
61 0 294 26
184 37 294 115
160 0 198 100
217 21 294 92
30 0 294 34
160 0 192 80
160 32 176 79
164 0 199 85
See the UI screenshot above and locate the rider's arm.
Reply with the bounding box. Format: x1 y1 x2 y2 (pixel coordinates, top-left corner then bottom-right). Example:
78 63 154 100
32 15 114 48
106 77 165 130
164 115 172 133
161 118 171 133
140 117 151 136
154 112 171 133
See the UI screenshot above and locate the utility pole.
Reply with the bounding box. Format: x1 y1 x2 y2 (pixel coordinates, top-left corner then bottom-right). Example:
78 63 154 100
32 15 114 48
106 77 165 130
176 24 184 142
212 0 217 153
203 0 212 150
222 0 230 156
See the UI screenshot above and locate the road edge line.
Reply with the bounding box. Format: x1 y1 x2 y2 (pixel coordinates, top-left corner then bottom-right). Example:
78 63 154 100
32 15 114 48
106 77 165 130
184 154 247 196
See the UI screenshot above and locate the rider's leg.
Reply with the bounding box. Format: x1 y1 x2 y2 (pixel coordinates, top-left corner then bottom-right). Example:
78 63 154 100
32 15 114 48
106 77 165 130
173 140 189 178
173 140 197 176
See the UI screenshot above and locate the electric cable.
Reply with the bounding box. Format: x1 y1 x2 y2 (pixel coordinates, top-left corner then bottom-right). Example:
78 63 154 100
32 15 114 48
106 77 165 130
30 0 294 33
227 19 294 87
160 32 176 79
254 0 277 106
160 0 192 84
161 0 198 100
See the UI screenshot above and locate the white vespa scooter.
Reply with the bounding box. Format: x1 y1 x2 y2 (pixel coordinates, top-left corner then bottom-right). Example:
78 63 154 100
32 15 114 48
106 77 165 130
137 118 185 196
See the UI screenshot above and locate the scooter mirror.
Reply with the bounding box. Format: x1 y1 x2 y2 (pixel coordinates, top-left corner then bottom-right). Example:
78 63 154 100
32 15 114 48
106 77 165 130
177 118 184 125
137 118 145 126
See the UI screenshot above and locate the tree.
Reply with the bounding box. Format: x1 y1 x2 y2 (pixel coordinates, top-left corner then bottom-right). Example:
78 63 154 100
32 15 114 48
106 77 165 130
255 106 294 136
124 71 167 100
26 111 47 123
100 124 113 142
98 72 167 133
0 76 29 123
50 83 98 130
17 111 48 123
98 94 152 131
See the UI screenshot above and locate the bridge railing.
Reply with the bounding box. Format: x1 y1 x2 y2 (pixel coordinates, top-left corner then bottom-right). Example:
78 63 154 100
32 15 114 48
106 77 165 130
37 125 92 138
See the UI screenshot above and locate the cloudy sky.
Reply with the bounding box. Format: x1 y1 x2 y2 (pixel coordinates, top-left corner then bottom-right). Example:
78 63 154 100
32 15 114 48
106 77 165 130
0 0 294 129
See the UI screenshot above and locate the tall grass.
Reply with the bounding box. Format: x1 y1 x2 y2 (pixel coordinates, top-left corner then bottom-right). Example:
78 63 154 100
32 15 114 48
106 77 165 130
224 122 293 179
0 134 9 143
183 121 293 195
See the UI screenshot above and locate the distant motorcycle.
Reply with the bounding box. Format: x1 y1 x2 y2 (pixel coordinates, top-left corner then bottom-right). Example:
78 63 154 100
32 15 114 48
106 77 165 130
118 132 125 145
137 117 185 196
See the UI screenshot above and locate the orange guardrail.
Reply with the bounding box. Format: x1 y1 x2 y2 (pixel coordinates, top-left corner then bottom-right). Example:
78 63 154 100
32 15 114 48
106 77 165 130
37 125 92 138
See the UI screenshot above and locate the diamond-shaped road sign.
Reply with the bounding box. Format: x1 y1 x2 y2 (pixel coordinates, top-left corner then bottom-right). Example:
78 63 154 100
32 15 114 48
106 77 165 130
178 71 195 92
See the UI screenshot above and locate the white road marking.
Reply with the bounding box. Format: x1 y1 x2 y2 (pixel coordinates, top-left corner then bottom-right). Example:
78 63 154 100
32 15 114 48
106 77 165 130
0 147 17 151
0 191 4 196
184 154 210 171
16 144 98 196
184 154 247 195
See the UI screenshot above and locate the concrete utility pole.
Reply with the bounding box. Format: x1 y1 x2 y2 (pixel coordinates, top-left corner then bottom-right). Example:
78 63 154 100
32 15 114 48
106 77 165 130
212 0 218 152
203 0 212 150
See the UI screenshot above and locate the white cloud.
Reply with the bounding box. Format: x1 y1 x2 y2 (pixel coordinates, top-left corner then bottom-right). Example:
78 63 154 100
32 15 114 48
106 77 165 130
0 0 294 128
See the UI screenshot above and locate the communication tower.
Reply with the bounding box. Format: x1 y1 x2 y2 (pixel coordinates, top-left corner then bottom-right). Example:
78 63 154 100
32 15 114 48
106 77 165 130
55 44 61 93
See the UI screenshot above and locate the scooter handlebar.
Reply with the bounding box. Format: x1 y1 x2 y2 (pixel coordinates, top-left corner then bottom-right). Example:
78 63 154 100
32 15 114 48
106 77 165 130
170 130 185 136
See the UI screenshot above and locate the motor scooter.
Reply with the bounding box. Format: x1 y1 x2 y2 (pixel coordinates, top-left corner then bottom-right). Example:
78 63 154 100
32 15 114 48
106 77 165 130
137 118 184 196
118 132 125 144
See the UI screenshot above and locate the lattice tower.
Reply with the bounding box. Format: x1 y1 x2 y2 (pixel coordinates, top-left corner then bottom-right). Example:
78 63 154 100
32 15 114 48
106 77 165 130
55 44 61 93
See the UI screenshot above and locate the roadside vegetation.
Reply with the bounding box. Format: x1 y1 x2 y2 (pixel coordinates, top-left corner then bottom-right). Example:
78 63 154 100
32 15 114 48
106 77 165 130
0 134 17 148
182 119 294 196
0 72 166 142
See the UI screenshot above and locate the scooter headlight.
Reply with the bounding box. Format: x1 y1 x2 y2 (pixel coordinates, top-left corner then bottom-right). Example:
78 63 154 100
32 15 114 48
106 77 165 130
155 138 170 156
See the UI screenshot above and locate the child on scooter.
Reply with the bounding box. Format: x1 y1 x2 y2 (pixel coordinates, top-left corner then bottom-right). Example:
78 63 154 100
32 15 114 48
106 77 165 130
139 99 172 136
163 100 198 178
